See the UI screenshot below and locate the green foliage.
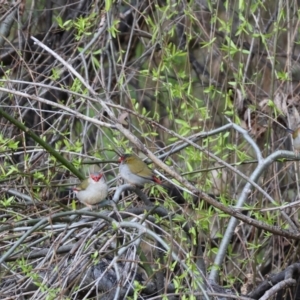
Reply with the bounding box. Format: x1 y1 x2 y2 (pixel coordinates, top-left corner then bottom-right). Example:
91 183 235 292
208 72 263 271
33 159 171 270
108 19 120 38
18 258 60 298
1 0 298 297
0 133 19 152
0 195 14 207
56 13 97 41
50 68 60 81
129 281 145 300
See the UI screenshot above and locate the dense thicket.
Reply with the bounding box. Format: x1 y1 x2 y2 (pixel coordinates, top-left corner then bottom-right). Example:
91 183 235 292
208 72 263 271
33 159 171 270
1 1 300 299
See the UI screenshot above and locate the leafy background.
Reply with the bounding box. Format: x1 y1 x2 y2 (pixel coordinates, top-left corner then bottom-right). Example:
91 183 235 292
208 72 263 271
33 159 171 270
0 0 300 299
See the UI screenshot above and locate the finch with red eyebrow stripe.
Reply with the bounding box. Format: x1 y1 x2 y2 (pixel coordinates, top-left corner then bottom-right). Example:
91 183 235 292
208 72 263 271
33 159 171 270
118 154 162 186
72 172 108 208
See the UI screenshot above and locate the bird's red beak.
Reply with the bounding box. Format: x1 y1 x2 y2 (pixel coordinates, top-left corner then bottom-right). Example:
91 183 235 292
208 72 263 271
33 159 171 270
118 156 123 163
91 173 102 182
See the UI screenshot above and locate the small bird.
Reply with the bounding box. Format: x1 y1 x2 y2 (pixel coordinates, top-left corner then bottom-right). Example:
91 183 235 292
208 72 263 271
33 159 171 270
287 127 300 151
72 172 108 208
119 153 162 186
